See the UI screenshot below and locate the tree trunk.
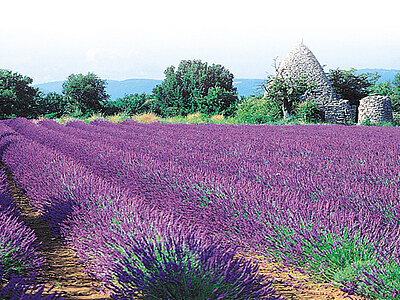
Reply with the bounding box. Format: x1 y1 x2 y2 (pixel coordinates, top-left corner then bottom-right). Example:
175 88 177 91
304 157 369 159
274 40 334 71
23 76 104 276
282 101 292 120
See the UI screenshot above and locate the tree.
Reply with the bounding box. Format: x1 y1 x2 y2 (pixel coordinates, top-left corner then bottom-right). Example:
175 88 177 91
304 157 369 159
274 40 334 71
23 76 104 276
36 92 68 118
198 86 238 116
105 93 152 116
0 69 42 119
390 74 400 115
263 76 312 120
152 60 238 116
62 73 109 116
370 73 400 117
327 68 379 106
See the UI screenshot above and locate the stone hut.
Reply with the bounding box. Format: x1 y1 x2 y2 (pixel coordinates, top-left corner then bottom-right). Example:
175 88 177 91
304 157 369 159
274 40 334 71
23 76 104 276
274 42 357 124
358 94 393 124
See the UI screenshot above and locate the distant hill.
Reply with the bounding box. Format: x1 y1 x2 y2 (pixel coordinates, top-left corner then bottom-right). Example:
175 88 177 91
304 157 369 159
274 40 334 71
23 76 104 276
107 79 162 100
356 69 400 83
33 69 400 101
34 81 64 95
34 79 163 101
34 78 267 100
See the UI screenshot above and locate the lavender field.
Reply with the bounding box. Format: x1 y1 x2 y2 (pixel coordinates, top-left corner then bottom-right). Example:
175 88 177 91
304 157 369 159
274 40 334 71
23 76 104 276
0 118 399 299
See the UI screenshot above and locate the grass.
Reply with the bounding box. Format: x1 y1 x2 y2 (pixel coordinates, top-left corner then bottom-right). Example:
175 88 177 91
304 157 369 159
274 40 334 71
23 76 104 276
53 111 400 127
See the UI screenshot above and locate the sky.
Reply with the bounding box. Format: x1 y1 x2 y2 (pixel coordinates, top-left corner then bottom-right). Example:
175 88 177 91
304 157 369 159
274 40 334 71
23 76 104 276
1 0 399 84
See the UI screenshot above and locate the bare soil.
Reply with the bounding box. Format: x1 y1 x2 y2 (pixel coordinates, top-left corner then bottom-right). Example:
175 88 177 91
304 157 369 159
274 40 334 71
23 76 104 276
2 163 368 299
1 164 110 299
243 253 368 300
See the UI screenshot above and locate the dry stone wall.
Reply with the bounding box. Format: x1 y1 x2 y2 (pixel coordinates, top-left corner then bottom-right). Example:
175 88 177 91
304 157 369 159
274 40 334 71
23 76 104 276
324 100 357 124
358 94 393 124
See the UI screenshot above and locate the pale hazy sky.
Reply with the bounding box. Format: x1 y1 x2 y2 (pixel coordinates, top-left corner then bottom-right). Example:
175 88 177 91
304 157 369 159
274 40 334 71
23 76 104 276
1 0 399 84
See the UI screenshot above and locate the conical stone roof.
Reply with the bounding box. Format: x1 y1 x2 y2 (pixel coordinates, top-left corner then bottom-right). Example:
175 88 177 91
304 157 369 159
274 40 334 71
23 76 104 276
276 42 338 106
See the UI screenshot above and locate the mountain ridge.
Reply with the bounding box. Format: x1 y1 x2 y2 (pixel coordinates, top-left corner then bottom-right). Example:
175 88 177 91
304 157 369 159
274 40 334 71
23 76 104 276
34 69 400 100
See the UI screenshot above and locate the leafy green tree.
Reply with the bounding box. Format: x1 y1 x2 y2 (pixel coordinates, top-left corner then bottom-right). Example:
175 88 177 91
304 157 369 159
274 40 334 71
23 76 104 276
370 73 400 118
152 60 238 116
62 73 109 116
105 93 152 115
0 69 42 119
36 92 68 118
264 76 312 119
389 74 400 115
327 68 379 105
198 86 238 116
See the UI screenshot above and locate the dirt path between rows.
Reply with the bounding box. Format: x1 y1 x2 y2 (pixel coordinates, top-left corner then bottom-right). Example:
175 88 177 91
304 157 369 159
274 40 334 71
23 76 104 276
2 162 367 299
243 254 367 300
1 164 110 299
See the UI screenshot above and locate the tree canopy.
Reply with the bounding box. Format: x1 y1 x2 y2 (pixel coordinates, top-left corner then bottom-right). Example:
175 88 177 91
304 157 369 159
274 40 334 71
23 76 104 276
0 69 42 119
370 73 400 118
152 60 238 116
105 93 152 116
327 68 379 105
62 73 109 116
263 76 313 120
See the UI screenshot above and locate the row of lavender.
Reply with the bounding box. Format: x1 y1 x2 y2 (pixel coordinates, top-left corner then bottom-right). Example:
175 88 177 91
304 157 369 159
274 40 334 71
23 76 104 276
0 167 60 298
7 118 400 299
0 119 277 299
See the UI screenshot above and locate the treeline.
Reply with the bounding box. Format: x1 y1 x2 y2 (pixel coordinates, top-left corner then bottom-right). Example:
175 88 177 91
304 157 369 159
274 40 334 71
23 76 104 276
1 60 400 124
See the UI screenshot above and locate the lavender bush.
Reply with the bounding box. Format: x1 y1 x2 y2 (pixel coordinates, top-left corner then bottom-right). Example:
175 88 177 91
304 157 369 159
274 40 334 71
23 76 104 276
1 118 400 298
0 168 61 299
0 119 277 299
108 211 277 299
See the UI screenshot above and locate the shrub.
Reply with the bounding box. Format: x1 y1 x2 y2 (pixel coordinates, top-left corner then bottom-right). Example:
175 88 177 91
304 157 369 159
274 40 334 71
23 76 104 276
360 118 372 126
235 95 282 124
185 112 207 124
338 259 400 299
264 76 312 120
108 213 278 300
296 100 324 123
134 112 158 123
210 114 225 123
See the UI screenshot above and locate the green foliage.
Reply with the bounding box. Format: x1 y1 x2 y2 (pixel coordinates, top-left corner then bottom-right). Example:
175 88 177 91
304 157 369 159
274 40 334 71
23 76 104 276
370 73 400 118
152 59 238 117
301 231 377 282
390 74 400 114
62 73 109 116
327 68 379 105
336 260 400 299
296 100 324 123
36 92 68 118
0 69 42 119
264 76 313 120
370 81 393 96
360 118 373 126
105 93 152 116
198 86 238 116
235 95 282 124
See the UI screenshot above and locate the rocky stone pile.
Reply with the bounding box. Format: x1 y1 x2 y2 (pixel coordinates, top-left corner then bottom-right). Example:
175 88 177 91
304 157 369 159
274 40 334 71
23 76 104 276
276 42 337 108
358 94 393 124
275 42 358 124
274 42 393 125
